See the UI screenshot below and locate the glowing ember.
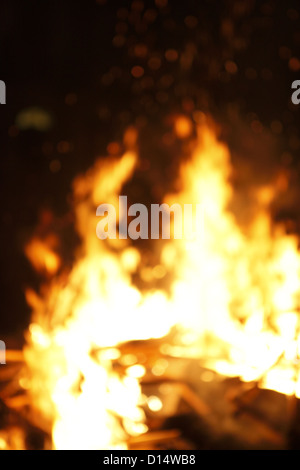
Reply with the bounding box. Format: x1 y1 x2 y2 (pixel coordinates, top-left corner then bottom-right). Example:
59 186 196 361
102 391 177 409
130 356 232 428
21 116 300 449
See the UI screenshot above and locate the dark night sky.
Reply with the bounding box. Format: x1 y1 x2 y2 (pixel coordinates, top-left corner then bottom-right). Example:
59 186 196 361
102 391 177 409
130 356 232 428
0 0 300 336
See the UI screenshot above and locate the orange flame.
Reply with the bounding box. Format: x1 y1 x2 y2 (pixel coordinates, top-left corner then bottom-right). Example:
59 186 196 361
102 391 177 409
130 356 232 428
22 116 300 449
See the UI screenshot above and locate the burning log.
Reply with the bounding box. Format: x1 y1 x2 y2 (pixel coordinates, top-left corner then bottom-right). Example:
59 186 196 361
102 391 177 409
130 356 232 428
128 429 182 449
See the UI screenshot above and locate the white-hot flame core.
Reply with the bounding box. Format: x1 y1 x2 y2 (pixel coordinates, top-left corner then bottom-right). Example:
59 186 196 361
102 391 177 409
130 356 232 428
23 119 300 449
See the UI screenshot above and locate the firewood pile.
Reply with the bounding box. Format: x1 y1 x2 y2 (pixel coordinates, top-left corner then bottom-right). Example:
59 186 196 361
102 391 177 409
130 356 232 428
114 338 294 450
0 335 298 450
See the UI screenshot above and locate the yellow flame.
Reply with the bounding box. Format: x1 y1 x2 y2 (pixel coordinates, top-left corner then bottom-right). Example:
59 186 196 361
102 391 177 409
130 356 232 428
23 116 300 449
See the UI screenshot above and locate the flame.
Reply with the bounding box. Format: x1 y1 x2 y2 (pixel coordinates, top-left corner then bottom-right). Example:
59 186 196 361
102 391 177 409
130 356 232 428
25 236 60 276
21 116 300 449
